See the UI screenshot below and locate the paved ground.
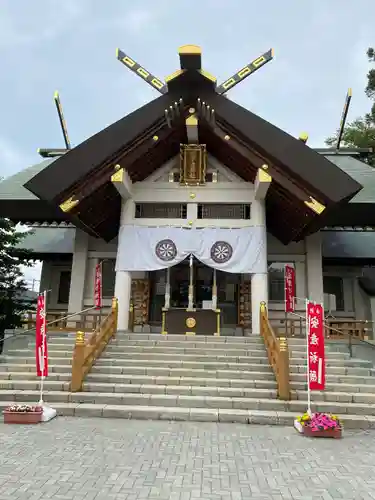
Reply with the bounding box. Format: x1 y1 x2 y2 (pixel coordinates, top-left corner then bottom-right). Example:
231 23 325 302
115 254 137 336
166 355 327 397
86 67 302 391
0 418 374 500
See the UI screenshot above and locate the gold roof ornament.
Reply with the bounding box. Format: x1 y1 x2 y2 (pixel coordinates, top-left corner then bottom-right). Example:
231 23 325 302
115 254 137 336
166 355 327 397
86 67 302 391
59 196 79 213
299 132 309 143
111 168 124 183
304 196 326 215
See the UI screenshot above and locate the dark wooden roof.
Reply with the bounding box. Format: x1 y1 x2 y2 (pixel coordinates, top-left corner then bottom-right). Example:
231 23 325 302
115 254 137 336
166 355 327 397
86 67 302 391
21 50 363 244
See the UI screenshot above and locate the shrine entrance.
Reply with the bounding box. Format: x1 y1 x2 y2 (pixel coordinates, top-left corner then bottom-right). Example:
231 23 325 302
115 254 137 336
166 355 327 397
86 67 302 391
148 258 242 328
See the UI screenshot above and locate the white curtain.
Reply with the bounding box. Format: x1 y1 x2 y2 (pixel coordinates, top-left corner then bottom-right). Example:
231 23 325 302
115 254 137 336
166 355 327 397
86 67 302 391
116 225 266 274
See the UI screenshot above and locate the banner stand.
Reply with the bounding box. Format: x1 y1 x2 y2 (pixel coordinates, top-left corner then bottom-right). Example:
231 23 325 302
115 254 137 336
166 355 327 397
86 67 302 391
36 290 57 423
305 299 312 417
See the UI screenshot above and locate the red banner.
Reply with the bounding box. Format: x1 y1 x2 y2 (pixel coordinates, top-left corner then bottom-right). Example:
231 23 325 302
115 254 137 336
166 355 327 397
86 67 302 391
94 263 102 310
284 264 295 313
35 293 48 377
307 301 325 391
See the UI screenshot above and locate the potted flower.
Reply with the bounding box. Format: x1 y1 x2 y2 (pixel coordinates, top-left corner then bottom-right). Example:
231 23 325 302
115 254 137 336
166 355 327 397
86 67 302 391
3 404 43 424
294 412 342 438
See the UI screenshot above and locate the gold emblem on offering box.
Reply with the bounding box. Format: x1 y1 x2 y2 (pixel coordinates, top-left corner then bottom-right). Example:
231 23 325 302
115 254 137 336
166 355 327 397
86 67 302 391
186 317 196 328
180 144 207 185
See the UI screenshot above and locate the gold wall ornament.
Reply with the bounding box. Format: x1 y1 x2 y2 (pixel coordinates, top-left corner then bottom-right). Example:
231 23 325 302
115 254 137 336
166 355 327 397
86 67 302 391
304 196 326 215
153 135 159 141
59 196 79 213
189 193 196 199
186 317 196 328
180 144 207 185
111 168 124 183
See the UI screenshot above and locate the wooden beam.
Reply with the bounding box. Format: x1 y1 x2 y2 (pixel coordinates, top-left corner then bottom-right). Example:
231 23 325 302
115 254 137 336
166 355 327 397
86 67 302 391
186 113 199 143
216 49 273 95
254 168 272 200
208 123 326 214
57 124 176 205
116 48 167 94
111 166 133 199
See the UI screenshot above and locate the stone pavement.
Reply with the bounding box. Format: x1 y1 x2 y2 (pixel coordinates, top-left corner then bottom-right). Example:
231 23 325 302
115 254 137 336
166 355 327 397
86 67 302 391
0 419 374 500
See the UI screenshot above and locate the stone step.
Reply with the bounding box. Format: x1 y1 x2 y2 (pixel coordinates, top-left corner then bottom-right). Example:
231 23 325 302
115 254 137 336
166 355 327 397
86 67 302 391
117 334 265 343
0 399 371 428
290 372 375 384
95 358 273 372
81 382 278 398
0 371 71 381
290 380 375 393
0 380 71 391
99 352 370 368
0 363 71 373
2 356 72 365
2 389 375 416
86 373 278 389
90 365 277 380
100 351 271 363
292 390 375 404
290 365 372 376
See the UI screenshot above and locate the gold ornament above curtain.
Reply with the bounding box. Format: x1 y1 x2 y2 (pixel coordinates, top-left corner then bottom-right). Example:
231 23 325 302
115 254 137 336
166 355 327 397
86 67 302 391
180 144 207 185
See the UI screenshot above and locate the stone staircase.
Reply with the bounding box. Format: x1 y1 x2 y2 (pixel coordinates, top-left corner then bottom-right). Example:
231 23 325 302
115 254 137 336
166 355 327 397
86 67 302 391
0 333 375 428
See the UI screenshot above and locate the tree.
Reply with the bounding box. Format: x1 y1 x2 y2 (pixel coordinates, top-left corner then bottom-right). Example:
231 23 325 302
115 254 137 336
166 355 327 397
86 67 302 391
325 48 375 166
0 217 34 354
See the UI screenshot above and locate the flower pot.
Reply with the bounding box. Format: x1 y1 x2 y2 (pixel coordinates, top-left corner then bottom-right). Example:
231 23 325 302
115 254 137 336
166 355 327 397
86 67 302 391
303 426 342 439
3 410 43 424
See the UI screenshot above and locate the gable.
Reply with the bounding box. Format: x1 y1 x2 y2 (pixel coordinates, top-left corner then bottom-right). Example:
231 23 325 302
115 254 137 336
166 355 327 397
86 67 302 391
143 154 248 183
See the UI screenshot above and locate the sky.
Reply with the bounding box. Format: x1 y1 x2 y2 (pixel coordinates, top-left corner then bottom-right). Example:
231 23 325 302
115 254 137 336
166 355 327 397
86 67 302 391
0 0 374 285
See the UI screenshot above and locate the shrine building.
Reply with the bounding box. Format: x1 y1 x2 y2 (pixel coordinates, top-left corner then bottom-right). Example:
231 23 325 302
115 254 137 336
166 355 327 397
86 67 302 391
1 45 375 336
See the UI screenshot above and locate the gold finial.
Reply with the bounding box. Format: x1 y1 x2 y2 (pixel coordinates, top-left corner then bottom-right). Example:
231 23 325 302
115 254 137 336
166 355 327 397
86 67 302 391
153 135 159 141
188 220 193 226
75 331 85 345
111 297 118 311
178 44 201 55
114 164 121 171
260 301 267 313
262 163 269 170
189 193 196 199
189 107 195 113
299 132 309 143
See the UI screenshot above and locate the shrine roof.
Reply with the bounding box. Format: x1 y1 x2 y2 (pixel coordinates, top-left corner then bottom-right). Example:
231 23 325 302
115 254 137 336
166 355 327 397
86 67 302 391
1 45 368 243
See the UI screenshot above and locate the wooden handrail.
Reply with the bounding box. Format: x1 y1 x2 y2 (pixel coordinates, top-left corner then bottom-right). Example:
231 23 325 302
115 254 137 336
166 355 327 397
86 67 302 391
23 309 107 332
71 297 118 392
260 302 290 400
128 301 135 332
276 317 372 340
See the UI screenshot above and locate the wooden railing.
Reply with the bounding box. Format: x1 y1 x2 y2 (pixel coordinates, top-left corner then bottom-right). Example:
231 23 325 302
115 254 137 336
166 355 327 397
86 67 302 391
260 302 290 400
128 301 135 332
276 317 372 340
22 309 108 332
71 298 118 392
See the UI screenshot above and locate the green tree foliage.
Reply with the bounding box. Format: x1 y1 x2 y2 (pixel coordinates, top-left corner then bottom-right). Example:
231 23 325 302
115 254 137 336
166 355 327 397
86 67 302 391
326 48 375 166
0 217 34 354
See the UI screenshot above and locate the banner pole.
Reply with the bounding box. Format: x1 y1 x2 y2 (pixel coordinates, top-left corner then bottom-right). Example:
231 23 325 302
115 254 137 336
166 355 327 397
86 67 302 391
39 290 47 405
306 298 312 416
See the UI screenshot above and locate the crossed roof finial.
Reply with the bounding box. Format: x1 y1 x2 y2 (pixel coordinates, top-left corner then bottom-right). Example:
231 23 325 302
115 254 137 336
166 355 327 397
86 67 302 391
116 45 274 96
